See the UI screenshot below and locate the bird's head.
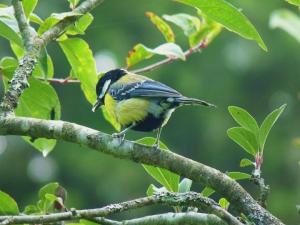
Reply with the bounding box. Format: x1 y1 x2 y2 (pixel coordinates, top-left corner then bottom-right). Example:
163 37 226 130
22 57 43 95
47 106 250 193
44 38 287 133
92 68 127 112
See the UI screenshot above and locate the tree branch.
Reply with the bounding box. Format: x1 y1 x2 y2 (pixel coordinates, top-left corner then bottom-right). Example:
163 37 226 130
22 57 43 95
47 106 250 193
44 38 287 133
0 0 39 115
12 0 34 51
36 77 80 84
94 213 227 225
0 116 283 225
41 0 104 45
34 41 206 85
0 191 240 225
131 41 206 74
0 0 104 115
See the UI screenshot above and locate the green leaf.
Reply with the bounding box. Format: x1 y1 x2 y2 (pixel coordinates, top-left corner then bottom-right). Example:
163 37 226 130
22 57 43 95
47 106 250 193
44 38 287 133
0 6 22 46
227 127 258 156
259 104 286 151
146 12 175 42
35 48 54 79
126 43 185 68
201 187 215 197
176 0 267 51
59 38 98 104
227 172 251 180
0 57 18 90
270 9 300 43
66 13 93 35
23 205 39 215
150 43 185 60
228 106 259 135
23 0 38 18
80 219 98 225
68 0 81 9
163 13 201 37
219 198 230 209
178 178 192 193
0 191 19 215
10 41 24 59
38 183 60 213
15 78 61 156
30 13 44 25
188 21 222 47
137 137 180 192
38 183 59 200
126 43 154 68
38 11 82 35
285 0 300 6
0 57 18 79
240 158 254 168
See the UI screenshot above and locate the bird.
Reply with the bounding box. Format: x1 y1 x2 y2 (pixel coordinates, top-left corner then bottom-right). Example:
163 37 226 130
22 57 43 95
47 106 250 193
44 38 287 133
92 68 215 148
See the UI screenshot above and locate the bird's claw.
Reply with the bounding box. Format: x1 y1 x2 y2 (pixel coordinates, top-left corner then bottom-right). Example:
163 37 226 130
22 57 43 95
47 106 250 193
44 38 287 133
152 143 159 150
112 132 125 142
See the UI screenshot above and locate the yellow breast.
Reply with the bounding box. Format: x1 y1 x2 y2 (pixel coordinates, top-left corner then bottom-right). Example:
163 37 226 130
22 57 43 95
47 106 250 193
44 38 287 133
104 94 150 127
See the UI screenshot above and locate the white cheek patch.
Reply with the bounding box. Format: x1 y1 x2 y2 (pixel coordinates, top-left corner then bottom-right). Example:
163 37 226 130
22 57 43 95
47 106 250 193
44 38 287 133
99 79 111 99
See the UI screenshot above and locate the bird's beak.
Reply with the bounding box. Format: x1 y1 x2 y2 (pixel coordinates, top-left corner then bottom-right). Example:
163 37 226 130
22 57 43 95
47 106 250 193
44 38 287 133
92 79 111 112
92 99 102 112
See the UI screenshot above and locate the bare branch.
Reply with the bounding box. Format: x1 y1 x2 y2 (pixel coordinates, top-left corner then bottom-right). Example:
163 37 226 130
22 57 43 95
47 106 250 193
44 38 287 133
0 192 240 225
94 213 227 225
11 0 34 51
34 41 207 85
131 41 207 74
36 77 80 84
0 116 283 225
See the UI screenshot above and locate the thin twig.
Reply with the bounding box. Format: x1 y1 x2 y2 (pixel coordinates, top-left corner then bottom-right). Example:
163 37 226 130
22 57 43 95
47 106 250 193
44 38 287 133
93 213 227 225
36 77 80 84
0 116 284 225
11 0 34 51
131 40 207 74
0 192 242 225
34 41 207 84
252 153 270 208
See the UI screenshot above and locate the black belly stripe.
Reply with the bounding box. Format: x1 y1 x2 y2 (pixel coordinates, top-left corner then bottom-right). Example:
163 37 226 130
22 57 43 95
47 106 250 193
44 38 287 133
131 113 165 132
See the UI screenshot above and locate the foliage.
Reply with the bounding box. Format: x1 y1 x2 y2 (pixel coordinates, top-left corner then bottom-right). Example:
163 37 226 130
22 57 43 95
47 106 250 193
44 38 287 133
137 137 180 192
270 0 300 43
270 9 300 43
227 105 286 170
2 0 294 223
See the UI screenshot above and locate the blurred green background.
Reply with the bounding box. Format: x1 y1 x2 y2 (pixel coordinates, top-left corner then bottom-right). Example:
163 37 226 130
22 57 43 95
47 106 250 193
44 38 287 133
0 0 300 224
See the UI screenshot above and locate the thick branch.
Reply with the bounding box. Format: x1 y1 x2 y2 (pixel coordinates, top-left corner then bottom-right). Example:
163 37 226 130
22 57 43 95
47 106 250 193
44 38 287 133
95 213 227 225
0 191 240 225
0 0 39 114
0 116 283 225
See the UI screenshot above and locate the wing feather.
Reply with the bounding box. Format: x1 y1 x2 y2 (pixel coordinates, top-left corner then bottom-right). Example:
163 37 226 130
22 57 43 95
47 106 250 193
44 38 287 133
109 80 182 100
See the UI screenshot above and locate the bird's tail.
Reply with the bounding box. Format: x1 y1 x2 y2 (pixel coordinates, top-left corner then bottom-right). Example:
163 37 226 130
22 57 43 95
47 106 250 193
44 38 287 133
175 96 216 107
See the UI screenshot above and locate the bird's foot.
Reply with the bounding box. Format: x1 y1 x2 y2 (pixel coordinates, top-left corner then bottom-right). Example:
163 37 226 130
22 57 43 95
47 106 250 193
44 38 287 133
112 132 125 142
152 143 160 150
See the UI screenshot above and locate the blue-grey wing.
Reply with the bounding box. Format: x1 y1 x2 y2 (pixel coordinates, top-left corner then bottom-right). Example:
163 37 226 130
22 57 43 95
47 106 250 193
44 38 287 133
109 80 182 100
